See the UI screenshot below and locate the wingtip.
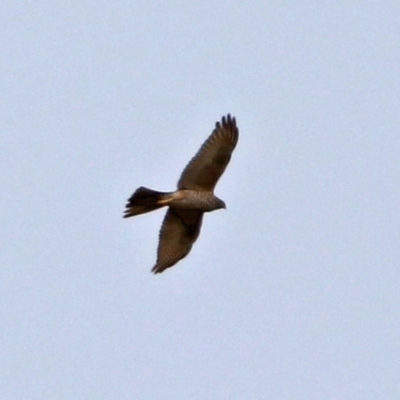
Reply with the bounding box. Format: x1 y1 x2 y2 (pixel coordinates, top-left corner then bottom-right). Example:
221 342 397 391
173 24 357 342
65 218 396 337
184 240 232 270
218 114 239 144
222 113 235 122
151 266 162 274
220 114 237 127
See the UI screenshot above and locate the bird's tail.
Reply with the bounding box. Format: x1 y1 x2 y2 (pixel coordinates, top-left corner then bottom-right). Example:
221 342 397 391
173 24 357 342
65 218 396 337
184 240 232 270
123 186 173 218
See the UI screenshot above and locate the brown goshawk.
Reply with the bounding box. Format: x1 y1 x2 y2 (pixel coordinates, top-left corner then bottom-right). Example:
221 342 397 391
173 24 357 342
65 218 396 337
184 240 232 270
124 114 239 273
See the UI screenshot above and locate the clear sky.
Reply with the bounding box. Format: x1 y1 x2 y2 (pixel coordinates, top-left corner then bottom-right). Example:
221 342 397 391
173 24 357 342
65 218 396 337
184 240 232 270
1 2 400 399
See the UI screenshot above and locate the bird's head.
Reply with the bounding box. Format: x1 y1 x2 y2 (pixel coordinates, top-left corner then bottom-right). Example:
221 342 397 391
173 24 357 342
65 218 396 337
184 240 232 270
215 198 226 210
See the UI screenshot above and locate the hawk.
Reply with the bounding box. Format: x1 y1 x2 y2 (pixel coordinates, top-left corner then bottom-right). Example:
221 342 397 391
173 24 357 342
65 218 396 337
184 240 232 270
124 114 239 273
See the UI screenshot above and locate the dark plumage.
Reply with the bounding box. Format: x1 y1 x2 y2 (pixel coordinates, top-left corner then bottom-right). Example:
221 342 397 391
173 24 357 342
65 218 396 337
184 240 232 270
124 114 239 273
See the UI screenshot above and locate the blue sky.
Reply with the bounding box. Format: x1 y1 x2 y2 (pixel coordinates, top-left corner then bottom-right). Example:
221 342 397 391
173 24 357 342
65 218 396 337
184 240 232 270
1 2 400 399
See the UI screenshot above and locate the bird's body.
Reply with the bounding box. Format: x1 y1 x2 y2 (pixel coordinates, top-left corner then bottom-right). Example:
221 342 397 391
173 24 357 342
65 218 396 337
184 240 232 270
124 114 239 274
124 187 225 217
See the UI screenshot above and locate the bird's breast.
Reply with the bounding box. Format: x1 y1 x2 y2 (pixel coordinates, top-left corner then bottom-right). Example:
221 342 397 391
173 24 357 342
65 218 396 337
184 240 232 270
169 190 219 212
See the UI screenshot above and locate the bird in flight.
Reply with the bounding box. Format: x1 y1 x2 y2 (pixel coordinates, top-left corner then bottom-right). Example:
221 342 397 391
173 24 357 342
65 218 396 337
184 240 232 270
123 114 239 274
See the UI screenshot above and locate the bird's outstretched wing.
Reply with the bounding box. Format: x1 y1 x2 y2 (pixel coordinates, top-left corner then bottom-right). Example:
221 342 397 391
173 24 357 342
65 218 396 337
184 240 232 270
177 114 239 192
152 209 204 274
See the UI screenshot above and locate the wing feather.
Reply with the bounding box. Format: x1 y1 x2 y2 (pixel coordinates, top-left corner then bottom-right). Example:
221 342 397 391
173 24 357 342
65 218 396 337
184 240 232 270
152 209 203 273
177 114 239 191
